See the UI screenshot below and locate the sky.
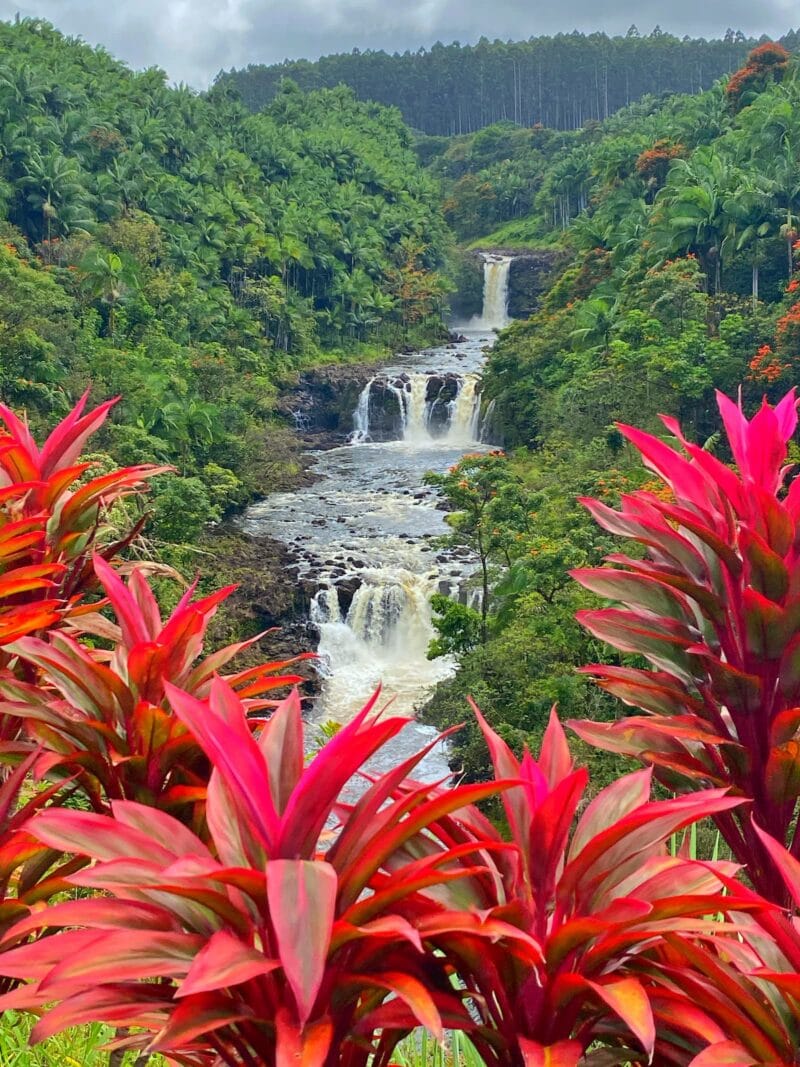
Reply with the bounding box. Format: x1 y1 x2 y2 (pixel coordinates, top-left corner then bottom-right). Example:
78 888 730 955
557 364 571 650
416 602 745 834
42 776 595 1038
0 0 796 88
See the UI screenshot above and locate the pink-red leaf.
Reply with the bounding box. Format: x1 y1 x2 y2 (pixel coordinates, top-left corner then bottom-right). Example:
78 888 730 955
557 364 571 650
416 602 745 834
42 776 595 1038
267 859 337 1026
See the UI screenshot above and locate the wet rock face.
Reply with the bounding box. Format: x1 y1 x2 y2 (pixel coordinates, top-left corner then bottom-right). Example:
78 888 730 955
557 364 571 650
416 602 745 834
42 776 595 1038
449 253 484 321
455 248 566 323
279 365 373 440
359 372 465 441
507 251 565 319
278 367 479 447
361 381 403 440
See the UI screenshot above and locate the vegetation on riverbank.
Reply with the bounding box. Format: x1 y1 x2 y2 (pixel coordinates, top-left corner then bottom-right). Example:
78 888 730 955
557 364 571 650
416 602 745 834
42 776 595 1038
423 42 800 781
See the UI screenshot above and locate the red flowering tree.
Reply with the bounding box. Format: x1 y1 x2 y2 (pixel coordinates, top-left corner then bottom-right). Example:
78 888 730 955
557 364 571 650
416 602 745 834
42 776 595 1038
726 42 790 112
748 344 787 384
635 140 685 195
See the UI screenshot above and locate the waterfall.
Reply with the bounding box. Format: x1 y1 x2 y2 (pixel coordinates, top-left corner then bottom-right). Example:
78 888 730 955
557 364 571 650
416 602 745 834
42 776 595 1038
447 376 482 445
349 372 482 447
349 378 374 443
310 573 453 720
348 575 433 654
310 586 342 625
245 330 497 775
467 254 513 332
479 397 497 443
402 374 432 445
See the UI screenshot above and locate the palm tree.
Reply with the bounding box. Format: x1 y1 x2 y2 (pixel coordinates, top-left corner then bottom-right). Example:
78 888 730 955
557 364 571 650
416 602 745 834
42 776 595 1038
570 297 618 356
739 87 800 278
722 174 777 309
17 150 91 241
78 246 139 335
651 148 733 294
0 63 47 123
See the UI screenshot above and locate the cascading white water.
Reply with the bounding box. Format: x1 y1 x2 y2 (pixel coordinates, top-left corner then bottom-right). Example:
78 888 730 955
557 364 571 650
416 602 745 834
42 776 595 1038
310 586 342 626
311 574 454 721
244 333 494 775
447 375 482 445
349 378 375 443
479 397 497 443
467 254 513 331
402 374 432 445
350 372 482 446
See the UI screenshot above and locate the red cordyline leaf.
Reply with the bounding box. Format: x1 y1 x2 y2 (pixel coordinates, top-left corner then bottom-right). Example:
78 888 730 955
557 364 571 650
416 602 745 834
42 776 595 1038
571 388 800 906
0 683 544 1066
371 704 765 1067
0 747 88 995
0 555 305 821
0 396 169 754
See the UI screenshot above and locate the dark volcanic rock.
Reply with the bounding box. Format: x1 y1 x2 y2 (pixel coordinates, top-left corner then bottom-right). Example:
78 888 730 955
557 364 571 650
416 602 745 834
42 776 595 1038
507 251 567 319
459 248 567 321
201 526 321 701
275 363 377 444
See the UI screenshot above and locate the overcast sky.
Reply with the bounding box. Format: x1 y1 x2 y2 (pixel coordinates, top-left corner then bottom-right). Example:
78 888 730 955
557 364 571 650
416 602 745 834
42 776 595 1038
0 1 796 88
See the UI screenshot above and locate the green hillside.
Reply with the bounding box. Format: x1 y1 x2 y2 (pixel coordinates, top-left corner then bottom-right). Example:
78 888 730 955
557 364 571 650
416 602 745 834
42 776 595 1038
0 17 450 540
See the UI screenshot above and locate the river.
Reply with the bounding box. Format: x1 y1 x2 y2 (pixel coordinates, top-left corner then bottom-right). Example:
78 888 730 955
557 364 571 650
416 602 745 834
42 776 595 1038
241 254 513 775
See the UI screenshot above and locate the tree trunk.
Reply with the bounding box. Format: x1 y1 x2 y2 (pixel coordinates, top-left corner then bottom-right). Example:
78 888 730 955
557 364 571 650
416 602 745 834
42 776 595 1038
477 531 489 645
752 260 759 312
480 555 489 645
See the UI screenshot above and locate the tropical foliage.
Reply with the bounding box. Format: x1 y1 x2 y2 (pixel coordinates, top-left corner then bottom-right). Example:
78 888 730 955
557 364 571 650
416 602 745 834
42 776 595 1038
0 389 798 1065
425 43 800 786
0 16 449 548
5 21 800 1067
570 388 800 904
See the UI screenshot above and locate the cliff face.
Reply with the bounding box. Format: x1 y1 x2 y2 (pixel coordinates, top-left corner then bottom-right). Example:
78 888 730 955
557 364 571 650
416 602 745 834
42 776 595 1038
453 248 566 323
279 364 372 444
278 366 478 446
507 251 566 318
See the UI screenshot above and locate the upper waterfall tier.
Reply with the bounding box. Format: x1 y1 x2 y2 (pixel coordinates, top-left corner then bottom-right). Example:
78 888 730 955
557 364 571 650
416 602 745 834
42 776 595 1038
467 254 513 332
350 371 482 446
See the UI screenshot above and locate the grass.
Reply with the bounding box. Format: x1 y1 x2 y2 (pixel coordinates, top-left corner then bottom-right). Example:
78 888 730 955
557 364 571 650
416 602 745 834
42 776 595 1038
393 1029 485 1066
0 1013 167 1066
0 1012 485 1066
467 215 564 250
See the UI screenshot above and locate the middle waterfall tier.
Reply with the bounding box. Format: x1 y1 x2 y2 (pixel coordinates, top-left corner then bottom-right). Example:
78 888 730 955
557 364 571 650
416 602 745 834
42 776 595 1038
350 371 482 445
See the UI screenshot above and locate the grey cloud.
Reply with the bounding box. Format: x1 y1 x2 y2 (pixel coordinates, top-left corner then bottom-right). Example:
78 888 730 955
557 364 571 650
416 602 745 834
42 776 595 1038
0 0 794 86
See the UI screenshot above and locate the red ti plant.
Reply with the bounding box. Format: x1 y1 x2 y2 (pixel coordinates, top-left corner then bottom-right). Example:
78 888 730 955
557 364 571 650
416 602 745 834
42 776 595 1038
424 706 752 1066
0 681 535 1066
0 556 310 821
0 749 86 993
0 390 166 605
570 388 800 904
0 392 166 750
651 822 800 1065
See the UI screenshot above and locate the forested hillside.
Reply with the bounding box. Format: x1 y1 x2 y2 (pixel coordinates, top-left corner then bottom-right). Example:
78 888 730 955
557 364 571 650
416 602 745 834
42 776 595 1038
0 17 449 548
421 43 800 779
219 28 799 136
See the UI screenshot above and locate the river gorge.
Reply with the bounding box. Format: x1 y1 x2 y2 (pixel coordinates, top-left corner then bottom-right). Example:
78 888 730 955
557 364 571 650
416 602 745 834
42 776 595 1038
241 255 513 772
